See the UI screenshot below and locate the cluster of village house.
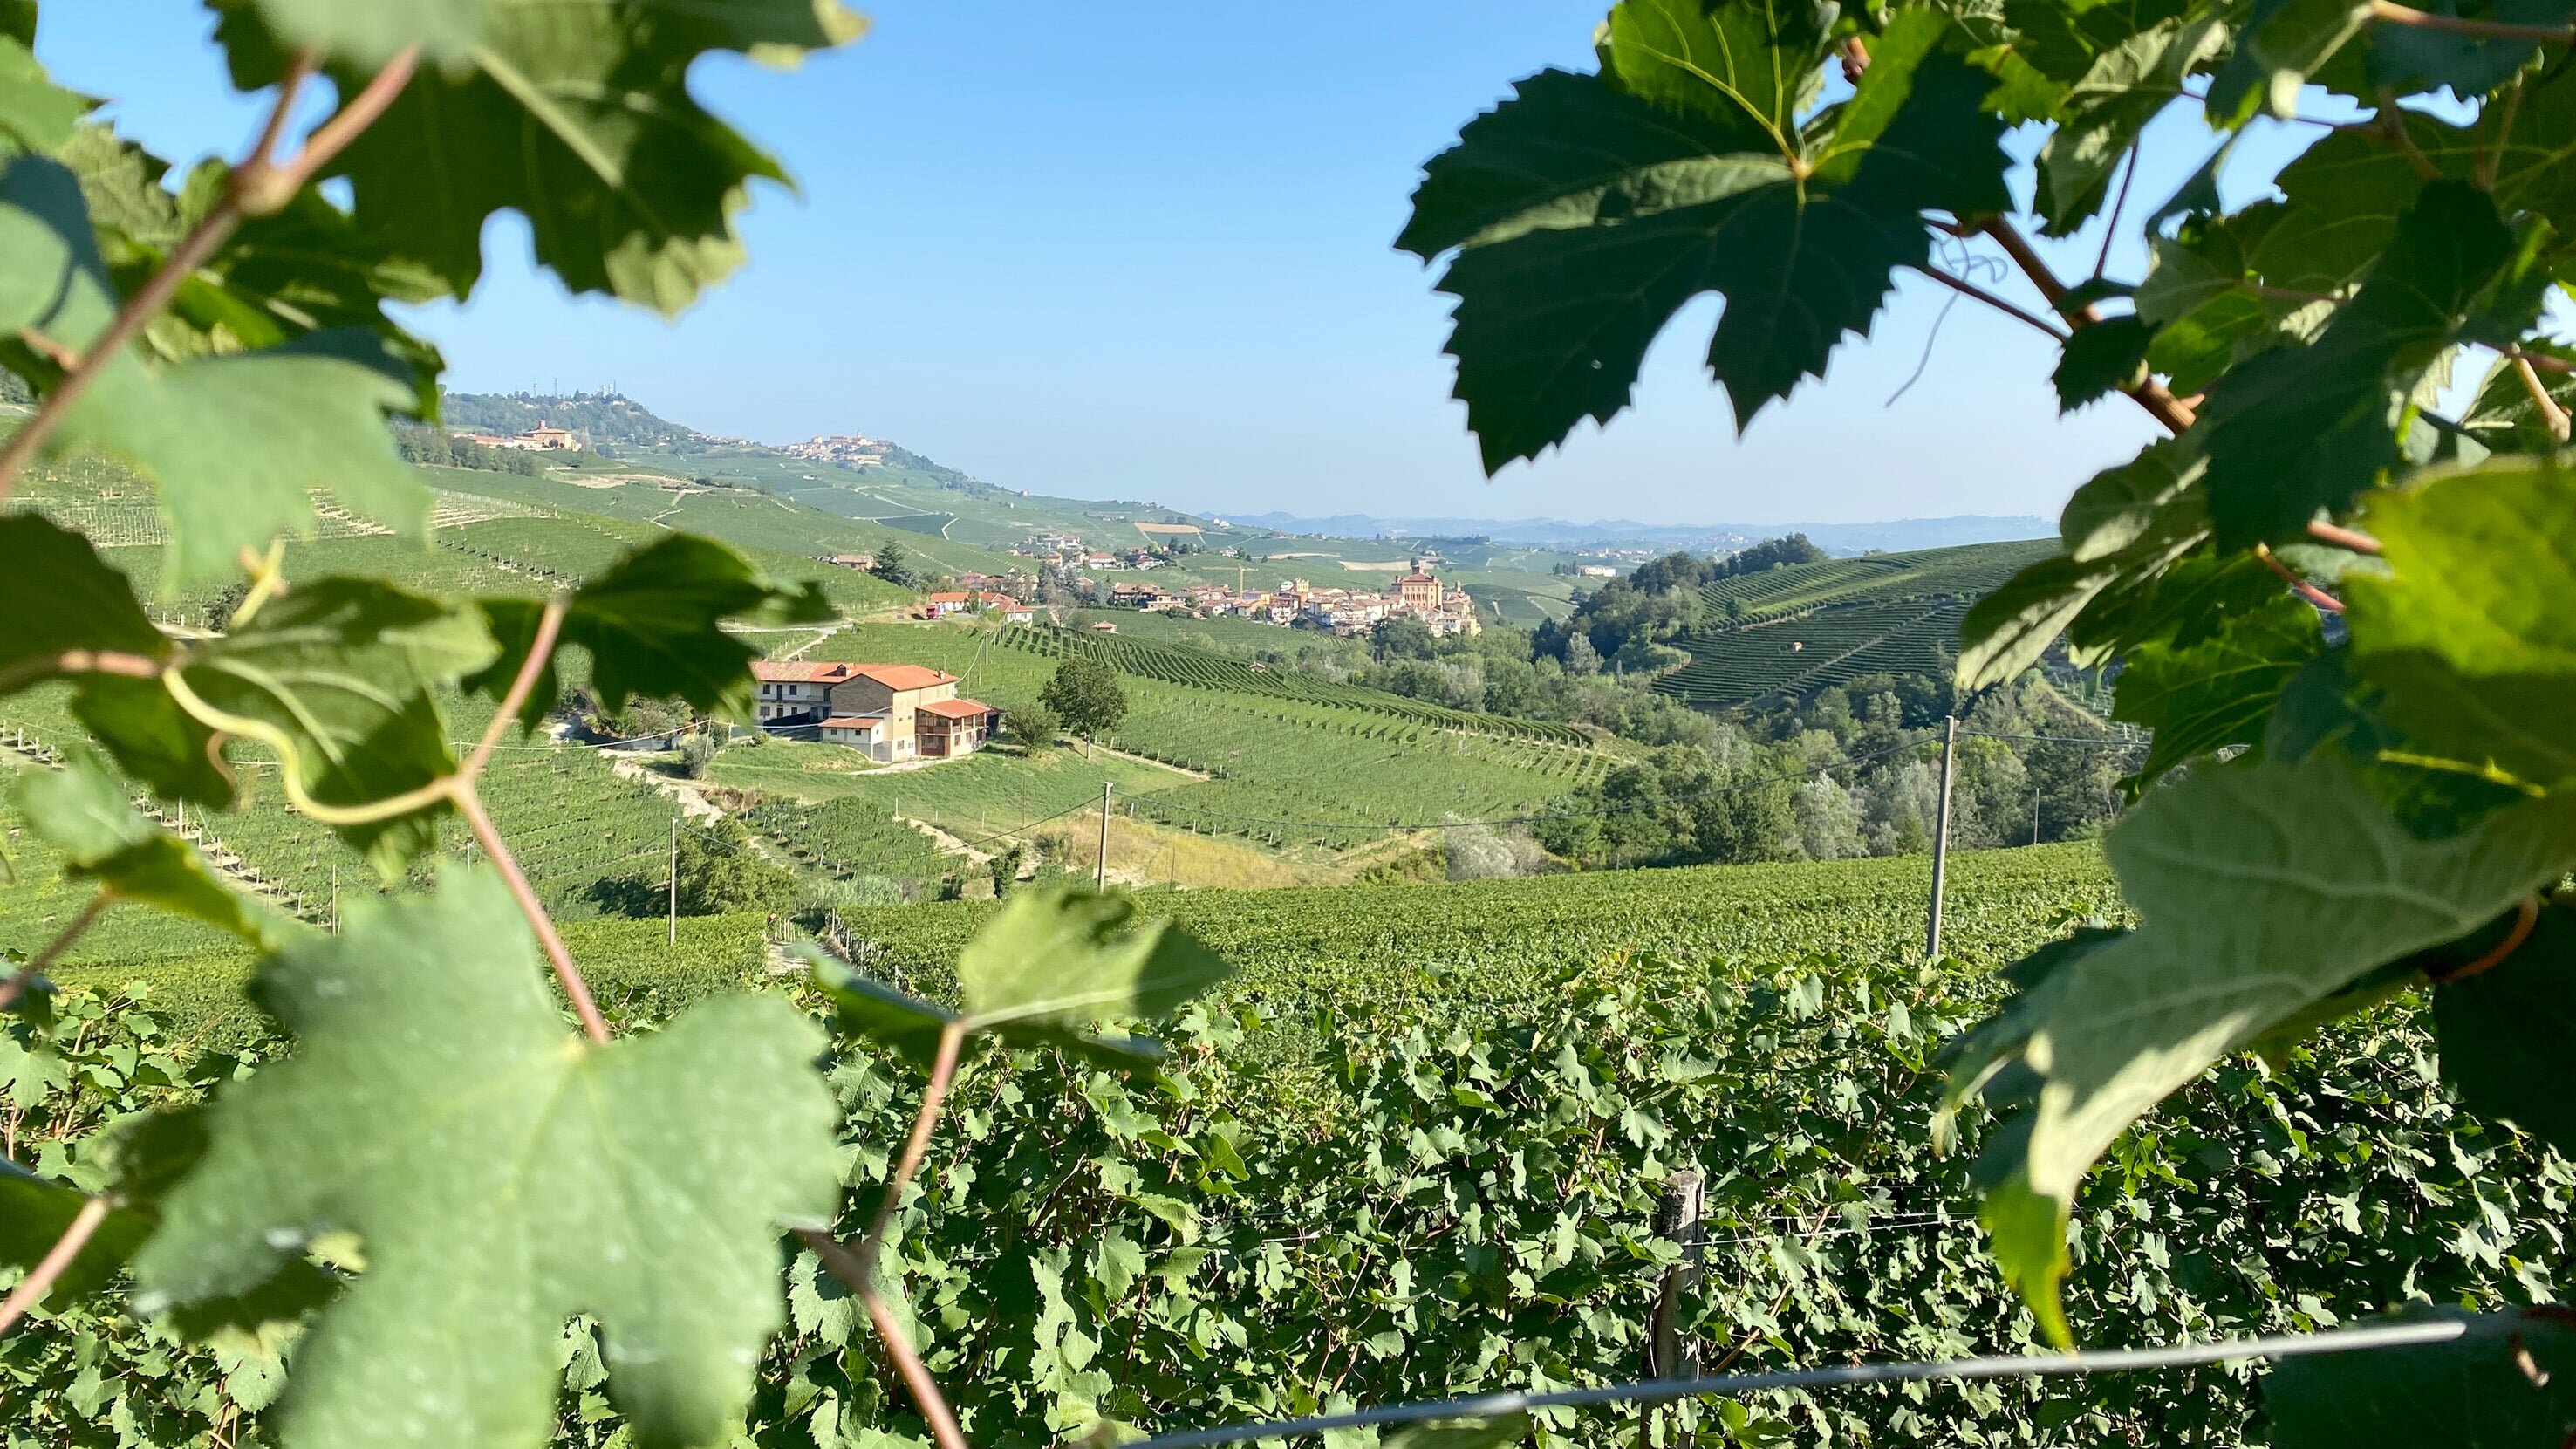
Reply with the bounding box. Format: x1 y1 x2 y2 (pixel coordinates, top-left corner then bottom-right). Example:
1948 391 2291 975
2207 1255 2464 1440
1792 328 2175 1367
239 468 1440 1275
453 425 584 452
1105 569 1483 638
748 660 998 762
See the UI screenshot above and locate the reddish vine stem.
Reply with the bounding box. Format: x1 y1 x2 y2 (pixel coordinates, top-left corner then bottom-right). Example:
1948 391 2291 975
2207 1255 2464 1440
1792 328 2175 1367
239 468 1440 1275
463 600 567 782
2512 357 2572 441
2375 93 2443 181
1912 267 2068 340
2256 543 2347 613
0 46 416 502
2480 74 2525 190
2094 145 2142 280
2508 346 2574 374
2306 519 2383 555
2430 898 2542 983
447 597 609 1042
454 788 610 1043
0 649 164 697
0 1195 112 1336
2368 0 2575 44
0 893 111 1014
808 1020 972 1449
1974 217 2198 434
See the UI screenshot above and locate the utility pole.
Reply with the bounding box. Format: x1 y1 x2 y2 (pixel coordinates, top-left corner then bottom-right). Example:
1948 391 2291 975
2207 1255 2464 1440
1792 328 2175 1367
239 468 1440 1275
1926 714 1958 960
1097 782 1113 892
667 817 680 945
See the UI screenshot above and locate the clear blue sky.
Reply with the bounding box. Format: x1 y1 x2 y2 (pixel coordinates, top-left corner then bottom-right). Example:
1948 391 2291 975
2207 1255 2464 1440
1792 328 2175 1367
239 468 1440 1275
39 3 2318 528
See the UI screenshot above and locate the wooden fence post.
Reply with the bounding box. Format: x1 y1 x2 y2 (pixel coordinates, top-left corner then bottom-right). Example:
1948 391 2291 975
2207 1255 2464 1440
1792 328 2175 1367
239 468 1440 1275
1643 1170 1705 1446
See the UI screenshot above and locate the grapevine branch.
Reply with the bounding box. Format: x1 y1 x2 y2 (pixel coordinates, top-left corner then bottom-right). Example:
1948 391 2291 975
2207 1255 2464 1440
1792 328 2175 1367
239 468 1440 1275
0 1195 112 1336
2375 92 2443 181
2256 543 2347 612
0 650 163 697
0 892 110 1014
1910 266 2068 340
0 46 419 502
2429 897 2542 983
449 599 610 1044
807 1019 972 1449
2306 519 2383 556
2512 357 2572 441
2368 0 2576 44
1971 217 2198 434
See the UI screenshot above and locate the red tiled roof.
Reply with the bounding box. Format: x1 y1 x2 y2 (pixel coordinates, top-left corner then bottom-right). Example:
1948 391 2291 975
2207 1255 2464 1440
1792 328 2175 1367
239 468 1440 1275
820 714 886 730
852 664 955 692
753 661 856 683
917 698 993 720
926 591 971 603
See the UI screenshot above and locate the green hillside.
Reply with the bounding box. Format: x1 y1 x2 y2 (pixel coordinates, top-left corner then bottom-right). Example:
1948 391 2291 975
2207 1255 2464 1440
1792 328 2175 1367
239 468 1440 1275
1655 538 2058 708
772 621 1621 845
437 392 1591 582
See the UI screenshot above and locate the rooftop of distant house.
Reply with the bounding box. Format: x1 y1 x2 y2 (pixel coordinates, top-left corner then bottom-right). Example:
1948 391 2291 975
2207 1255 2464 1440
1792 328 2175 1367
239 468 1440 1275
752 661 958 691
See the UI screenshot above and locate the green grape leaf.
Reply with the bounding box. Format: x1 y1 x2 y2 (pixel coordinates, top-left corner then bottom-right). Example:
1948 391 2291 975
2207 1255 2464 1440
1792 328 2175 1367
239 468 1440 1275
469 533 835 728
1999 0 2196 85
2434 903 2576 1156
1956 437 2210 690
1396 5 2007 470
956 887 1232 1034
2346 455 2576 789
2264 1309 2576 1449
2032 12 2228 236
2259 71 2576 279
2109 591 2322 786
32 125 446 419
0 154 430 584
800 947 958 1067
0 515 235 803
16 750 293 948
2052 316 2154 412
0 35 86 154
2205 0 2372 126
2368 0 2576 97
1950 753 2576 1340
209 0 866 315
229 0 486 71
0 2 31 47
132 872 842 1449
0 1163 147 1307
2201 181 2549 551
0 512 168 682
174 578 495 869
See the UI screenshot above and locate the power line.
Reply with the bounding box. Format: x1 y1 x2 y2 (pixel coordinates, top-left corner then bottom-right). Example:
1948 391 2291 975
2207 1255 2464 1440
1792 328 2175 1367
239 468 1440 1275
1122 1319 2470 1449
1961 730 2148 747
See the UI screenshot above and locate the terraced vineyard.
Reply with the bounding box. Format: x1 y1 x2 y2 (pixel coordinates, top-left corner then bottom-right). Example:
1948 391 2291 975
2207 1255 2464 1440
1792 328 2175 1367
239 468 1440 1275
1005 626 1591 744
1694 538 2056 624
795 624 1619 845
1657 539 2055 709
0 687 685 928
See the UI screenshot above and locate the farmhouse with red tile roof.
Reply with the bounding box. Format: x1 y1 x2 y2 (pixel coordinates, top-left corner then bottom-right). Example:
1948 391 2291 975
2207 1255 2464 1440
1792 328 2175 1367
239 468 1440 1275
752 660 996 762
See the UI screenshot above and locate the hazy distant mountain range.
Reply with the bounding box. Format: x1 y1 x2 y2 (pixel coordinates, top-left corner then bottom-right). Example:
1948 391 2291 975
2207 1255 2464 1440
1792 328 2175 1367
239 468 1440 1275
1226 512 2053 555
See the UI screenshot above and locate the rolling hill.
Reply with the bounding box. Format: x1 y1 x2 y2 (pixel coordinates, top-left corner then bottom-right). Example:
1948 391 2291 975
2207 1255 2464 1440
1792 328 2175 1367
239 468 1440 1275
1653 539 2060 709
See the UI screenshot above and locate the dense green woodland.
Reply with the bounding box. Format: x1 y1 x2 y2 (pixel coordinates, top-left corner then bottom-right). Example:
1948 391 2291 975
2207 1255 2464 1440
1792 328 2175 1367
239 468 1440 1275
3 0 2576 1447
